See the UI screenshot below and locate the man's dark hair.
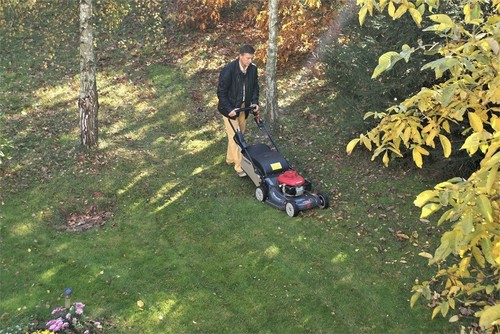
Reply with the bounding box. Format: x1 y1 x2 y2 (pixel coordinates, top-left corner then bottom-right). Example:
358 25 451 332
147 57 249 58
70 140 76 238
239 44 255 55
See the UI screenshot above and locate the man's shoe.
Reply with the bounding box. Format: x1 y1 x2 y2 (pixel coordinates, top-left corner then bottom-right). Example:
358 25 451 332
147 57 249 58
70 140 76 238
237 171 247 177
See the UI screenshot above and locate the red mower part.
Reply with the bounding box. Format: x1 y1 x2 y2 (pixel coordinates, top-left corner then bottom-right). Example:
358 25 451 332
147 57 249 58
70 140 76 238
277 170 305 187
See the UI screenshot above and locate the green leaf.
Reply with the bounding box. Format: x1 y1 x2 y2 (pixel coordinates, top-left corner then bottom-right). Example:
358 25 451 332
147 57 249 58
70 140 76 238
481 238 494 265
440 84 457 107
432 231 454 263
459 212 474 234
464 3 483 25
410 292 420 308
477 194 493 223
441 301 450 317
486 165 498 192
421 57 460 79
372 51 404 78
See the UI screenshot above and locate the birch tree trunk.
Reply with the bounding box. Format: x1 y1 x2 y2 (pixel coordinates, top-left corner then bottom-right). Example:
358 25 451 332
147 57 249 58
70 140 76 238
265 0 279 128
79 0 99 146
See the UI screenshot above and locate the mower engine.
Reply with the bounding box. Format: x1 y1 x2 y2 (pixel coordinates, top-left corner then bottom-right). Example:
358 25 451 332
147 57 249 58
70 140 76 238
278 170 306 197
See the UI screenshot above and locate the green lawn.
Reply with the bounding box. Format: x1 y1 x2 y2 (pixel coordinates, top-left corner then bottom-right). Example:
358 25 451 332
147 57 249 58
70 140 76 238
0 17 458 334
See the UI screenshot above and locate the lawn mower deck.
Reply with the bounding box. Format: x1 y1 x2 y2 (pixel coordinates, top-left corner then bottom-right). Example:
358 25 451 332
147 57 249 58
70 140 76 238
230 107 329 217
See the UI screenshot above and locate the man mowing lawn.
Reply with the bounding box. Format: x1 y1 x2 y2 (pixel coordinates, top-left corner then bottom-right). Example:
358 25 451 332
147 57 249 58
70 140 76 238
217 44 260 177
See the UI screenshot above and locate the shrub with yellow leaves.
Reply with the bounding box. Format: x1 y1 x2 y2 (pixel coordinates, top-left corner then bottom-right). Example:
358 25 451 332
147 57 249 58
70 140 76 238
348 0 499 330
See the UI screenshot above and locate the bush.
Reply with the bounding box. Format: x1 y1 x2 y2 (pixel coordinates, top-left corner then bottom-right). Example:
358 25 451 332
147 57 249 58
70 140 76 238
322 13 437 112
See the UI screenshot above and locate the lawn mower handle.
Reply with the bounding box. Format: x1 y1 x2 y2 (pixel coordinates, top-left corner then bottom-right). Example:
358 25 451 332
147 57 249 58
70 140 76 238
231 105 259 120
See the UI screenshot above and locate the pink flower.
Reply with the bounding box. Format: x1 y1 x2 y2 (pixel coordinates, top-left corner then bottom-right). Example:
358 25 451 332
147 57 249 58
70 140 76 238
66 312 72 320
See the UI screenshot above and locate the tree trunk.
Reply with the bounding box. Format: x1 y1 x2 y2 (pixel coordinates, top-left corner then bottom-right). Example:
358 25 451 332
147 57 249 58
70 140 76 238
79 0 99 146
265 0 279 130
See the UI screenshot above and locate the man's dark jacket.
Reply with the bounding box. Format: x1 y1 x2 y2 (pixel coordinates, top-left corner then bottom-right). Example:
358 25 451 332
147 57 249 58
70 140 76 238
217 59 259 118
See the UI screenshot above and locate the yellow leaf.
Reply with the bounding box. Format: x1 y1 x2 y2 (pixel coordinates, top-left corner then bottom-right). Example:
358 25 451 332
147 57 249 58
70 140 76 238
458 256 471 277
361 135 373 151
449 315 459 322
402 127 412 146
429 14 454 25
346 138 360 155
472 246 486 268
409 8 422 27
414 190 438 207
479 304 500 329
416 145 430 155
359 6 368 26
421 203 442 218
383 151 390 166
388 1 395 17
372 51 403 78
393 3 408 19
449 298 456 310
418 251 433 259
491 115 500 131
439 135 452 158
432 305 441 319
380 0 389 10
442 120 451 133
468 112 483 132
413 147 423 168
137 300 145 308
493 241 500 264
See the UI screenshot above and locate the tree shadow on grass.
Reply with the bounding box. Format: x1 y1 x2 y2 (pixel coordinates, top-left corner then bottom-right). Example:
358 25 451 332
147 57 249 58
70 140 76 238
0 24 457 334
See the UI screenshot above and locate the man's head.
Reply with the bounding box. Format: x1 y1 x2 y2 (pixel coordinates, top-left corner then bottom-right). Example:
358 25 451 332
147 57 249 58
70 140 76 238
238 44 255 70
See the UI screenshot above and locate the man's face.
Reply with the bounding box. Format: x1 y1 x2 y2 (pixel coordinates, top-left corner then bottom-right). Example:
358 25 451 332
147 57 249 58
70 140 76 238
239 53 254 68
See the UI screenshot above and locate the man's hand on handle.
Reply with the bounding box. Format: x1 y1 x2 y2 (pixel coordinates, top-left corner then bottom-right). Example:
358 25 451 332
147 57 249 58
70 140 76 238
228 105 259 119
228 109 238 118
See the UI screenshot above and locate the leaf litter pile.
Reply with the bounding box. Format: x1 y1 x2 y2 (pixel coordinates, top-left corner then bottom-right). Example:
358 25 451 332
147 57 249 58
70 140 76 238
60 205 113 233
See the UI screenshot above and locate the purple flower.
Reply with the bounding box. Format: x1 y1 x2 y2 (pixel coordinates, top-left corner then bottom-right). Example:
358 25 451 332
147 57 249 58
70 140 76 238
74 302 85 309
74 302 85 315
51 306 66 315
46 317 66 332
84 331 90 334
65 312 72 320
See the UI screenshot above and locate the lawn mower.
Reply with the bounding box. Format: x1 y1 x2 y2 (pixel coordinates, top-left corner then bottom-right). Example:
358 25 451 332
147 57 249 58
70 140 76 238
228 106 329 217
